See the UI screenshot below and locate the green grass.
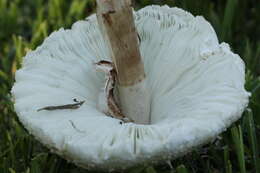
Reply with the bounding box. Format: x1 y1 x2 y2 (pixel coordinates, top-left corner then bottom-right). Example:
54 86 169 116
0 0 259 172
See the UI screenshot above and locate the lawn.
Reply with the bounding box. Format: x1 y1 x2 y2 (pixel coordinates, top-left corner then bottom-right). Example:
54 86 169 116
0 0 259 172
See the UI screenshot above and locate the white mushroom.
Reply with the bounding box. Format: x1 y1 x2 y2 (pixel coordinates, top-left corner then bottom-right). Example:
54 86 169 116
11 5 250 170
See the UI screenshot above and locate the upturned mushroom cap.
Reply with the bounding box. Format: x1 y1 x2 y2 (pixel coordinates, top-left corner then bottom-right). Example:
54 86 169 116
12 5 250 170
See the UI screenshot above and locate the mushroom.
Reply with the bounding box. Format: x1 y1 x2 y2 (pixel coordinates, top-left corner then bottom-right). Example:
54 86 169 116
11 4 250 170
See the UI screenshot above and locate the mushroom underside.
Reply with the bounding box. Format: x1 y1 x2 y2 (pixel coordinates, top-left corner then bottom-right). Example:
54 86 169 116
12 5 249 170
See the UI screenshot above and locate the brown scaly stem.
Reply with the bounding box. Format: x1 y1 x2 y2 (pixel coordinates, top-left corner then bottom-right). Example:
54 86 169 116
96 0 151 124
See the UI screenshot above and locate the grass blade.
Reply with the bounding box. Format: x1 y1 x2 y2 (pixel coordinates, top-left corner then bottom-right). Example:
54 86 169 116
221 0 237 41
245 109 260 173
231 125 246 173
223 146 232 173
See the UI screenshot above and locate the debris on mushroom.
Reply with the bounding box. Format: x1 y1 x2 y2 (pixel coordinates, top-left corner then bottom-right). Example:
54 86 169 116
37 99 85 112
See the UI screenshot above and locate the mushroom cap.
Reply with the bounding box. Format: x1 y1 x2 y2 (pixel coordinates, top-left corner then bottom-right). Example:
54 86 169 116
12 5 250 170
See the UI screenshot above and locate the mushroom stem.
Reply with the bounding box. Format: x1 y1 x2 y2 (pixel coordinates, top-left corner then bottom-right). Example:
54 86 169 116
96 0 151 124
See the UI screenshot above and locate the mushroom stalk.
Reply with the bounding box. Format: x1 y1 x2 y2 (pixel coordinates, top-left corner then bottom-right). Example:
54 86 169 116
96 0 151 124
